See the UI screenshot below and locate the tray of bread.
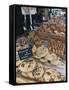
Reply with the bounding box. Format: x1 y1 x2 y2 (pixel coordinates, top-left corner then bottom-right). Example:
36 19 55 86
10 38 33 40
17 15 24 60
16 58 65 83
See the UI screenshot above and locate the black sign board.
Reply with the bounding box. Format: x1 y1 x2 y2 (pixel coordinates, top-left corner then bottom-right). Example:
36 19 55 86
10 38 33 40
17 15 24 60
18 44 32 60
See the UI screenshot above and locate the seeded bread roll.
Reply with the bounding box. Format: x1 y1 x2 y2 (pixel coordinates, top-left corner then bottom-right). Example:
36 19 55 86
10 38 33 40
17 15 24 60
43 68 63 82
33 35 43 47
19 60 36 72
44 52 60 65
34 45 49 58
28 63 44 79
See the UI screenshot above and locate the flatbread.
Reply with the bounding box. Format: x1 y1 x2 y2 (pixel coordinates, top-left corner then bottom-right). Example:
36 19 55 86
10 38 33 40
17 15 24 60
19 60 36 72
35 45 49 58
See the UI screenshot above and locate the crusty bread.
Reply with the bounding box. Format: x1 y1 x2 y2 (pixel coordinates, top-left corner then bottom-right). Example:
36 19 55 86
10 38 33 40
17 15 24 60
48 39 65 57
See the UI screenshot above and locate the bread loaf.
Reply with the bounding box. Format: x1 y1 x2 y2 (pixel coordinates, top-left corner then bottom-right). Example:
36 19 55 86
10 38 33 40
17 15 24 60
48 39 65 57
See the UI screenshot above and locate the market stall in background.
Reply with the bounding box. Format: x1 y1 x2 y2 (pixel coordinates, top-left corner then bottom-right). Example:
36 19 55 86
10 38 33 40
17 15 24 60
15 6 67 83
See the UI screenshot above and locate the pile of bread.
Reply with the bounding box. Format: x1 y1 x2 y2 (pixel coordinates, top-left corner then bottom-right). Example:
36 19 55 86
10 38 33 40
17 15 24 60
34 16 65 57
16 58 64 83
48 39 65 57
36 16 65 38
32 45 61 65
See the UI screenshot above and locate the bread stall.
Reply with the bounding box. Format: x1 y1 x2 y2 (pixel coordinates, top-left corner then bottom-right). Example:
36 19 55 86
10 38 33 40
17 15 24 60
15 7 67 83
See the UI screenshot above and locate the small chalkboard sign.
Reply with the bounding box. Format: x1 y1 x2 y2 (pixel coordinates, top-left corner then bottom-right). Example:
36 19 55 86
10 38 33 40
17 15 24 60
18 44 33 60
